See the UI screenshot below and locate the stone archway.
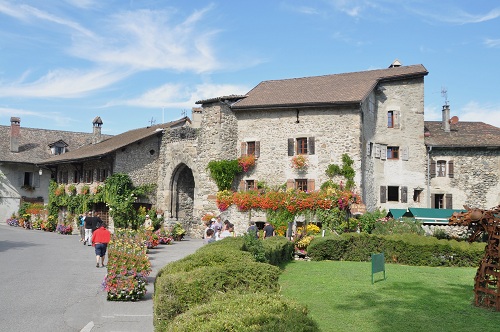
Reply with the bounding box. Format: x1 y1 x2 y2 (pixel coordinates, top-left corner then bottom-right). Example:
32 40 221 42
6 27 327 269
170 163 195 226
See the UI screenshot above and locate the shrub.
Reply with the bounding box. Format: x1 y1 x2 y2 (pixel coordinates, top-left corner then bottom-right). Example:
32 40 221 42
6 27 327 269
372 218 424 236
164 292 319 332
242 232 267 262
262 236 294 266
154 261 280 324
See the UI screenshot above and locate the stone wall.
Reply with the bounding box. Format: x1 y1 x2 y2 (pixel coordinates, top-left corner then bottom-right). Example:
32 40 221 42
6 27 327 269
362 77 427 211
429 148 500 209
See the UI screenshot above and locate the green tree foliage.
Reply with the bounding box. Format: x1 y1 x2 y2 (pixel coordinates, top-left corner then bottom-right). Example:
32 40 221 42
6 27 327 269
323 153 355 190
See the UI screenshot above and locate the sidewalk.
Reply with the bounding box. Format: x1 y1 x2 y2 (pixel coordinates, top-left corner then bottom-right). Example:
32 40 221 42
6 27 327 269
79 237 204 332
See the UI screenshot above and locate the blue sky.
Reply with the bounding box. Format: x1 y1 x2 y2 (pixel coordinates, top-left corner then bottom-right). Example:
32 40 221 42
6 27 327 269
1 0 499 135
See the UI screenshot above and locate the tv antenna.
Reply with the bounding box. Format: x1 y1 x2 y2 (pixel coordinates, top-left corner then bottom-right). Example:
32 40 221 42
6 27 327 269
441 86 449 106
149 117 156 126
181 109 187 117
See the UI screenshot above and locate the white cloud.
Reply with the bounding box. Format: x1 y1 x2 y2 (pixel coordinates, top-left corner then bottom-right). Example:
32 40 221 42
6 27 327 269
0 107 76 127
65 0 97 9
0 67 132 98
109 82 250 109
69 6 221 73
410 5 500 25
484 38 500 48
425 102 500 128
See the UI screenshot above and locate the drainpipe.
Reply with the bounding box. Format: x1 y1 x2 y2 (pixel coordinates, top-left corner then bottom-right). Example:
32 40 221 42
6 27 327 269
426 146 432 207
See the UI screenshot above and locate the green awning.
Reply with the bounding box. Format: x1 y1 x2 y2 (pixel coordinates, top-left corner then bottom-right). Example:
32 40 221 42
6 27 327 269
408 208 466 224
387 209 409 220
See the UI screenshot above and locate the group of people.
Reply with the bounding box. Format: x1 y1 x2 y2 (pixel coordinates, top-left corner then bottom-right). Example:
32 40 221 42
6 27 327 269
78 212 111 268
202 217 276 244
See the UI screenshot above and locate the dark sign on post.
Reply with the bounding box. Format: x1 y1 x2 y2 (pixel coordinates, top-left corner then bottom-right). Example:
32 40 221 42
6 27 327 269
371 253 386 284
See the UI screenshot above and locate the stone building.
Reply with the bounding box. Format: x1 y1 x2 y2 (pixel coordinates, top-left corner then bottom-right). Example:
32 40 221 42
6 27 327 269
0 117 108 223
424 105 500 209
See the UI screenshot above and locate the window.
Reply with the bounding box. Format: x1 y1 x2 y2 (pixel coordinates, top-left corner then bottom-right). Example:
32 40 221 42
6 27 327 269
296 138 308 155
23 172 33 186
434 194 444 209
245 180 255 191
387 186 399 201
437 160 446 177
387 146 399 159
241 141 260 157
388 111 394 128
49 140 68 155
413 189 422 202
97 169 108 182
55 146 65 155
295 179 308 192
288 137 315 156
84 170 93 183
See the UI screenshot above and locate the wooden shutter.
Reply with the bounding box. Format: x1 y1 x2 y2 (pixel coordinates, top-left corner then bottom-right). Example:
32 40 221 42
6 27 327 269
401 186 408 203
448 160 454 178
430 160 436 178
253 180 258 190
308 137 315 155
366 142 371 156
380 186 387 203
431 194 435 208
380 145 387 160
307 179 315 192
287 138 294 156
240 142 247 156
239 180 245 191
34 173 40 188
394 111 400 129
286 179 294 190
446 194 453 209
374 144 380 158
402 147 409 161
255 141 260 158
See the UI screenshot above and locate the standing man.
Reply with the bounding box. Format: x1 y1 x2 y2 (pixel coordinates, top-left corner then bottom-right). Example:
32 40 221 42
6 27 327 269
247 221 259 239
92 223 111 268
84 211 94 246
78 213 86 242
263 222 275 239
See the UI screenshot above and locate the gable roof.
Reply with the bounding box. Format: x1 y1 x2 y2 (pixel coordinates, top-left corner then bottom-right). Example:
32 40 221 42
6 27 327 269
39 117 190 165
0 125 105 164
231 64 428 110
424 121 500 148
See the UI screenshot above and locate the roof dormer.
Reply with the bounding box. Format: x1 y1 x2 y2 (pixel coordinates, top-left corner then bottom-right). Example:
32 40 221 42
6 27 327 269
49 140 69 155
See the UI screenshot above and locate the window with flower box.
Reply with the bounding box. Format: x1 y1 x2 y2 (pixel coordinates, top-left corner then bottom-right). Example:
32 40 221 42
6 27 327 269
286 179 315 192
239 179 257 191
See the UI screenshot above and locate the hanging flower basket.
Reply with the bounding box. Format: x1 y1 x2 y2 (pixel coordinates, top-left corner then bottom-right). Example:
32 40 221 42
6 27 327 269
291 155 309 170
238 154 256 172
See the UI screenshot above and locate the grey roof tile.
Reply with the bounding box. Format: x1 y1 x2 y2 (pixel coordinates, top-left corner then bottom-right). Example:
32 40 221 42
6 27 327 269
424 121 500 147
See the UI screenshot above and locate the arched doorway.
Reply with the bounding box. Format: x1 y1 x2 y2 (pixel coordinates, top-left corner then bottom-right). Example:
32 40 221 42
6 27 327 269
170 163 195 225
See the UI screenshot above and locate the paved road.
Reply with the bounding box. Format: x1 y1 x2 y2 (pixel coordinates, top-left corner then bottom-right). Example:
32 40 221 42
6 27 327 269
0 224 203 331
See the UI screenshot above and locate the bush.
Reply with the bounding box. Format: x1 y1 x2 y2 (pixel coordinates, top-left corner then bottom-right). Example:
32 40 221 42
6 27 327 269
307 233 484 267
372 218 424 235
154 261 280 324
163 292 319 332
262 236 294 266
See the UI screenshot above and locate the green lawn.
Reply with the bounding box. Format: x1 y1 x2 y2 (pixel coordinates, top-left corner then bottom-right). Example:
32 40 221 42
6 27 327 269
279 261 500 332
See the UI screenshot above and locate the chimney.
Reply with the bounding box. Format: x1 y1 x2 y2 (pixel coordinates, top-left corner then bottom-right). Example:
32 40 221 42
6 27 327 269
10 117 20 152
191 107 202 128
92 116 103 144
442 105 450 132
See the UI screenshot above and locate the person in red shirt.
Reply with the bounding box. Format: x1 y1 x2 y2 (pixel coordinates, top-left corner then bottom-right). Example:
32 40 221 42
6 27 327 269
92 224 111 268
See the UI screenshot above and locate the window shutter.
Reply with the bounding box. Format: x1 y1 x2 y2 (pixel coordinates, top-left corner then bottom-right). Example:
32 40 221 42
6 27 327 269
307 179 315 192
380 186 387 203
430 160 436 178
380 145 387 160
394 111 400 129
239 180 245 191
18 173 23 186
401 186 408 203
374 144 380 158
240 142 247 156
448 160 454 178
402 147 409 161
286 179 294 190
366 142 371 157
34 173 40 188
253 180 258 190
287 138 294 156
446 194 453 209
255 141 260 158
431 194 435 208
308 137 315 155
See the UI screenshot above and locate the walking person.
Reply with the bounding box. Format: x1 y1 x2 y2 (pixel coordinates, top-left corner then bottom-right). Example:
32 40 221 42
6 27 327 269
78 213 86 242
92 223 111 268
84 211 94 246
247 221 259 239
263 222 275 238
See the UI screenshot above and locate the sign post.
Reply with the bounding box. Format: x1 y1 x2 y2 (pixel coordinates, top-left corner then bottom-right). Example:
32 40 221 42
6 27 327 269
371 253 386 284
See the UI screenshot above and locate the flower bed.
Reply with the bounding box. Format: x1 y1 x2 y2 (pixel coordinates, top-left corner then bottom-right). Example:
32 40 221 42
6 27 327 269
155 228 173 245
56 223 73 235
6 218 19 227
103 229 152 301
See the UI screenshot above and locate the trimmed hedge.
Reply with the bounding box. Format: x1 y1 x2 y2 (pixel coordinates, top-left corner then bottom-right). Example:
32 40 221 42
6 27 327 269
262 236 295 266
307 233 484 267
166 292 320 332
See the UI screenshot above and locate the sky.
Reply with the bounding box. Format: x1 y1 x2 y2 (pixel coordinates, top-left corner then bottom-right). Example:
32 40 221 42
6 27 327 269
0 0 499 135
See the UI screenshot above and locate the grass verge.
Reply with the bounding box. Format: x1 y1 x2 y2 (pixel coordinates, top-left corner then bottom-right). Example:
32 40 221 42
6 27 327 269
279 261 500 332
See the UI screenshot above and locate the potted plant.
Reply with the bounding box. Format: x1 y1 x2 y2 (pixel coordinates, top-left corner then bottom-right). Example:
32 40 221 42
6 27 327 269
237 154 256 172
171 222 186 241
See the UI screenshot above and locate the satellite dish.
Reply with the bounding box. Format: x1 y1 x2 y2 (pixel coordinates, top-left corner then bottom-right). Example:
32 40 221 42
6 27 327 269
449 116 459 125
